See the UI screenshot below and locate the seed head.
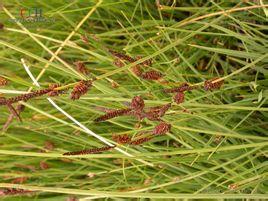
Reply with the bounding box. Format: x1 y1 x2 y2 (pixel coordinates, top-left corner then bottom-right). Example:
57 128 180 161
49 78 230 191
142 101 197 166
63 145 115 156
152 122 171 135
74 61 89 75
173 92 184 104
94 108 132 122
0 76 8 86
47 84 65 97
131 96 145 112
112 134 131 144
141 70 163 80
70 80 92 100
204 77 224 91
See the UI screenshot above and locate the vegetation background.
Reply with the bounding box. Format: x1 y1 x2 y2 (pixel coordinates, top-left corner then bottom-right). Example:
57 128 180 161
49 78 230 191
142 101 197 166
0 0 267 200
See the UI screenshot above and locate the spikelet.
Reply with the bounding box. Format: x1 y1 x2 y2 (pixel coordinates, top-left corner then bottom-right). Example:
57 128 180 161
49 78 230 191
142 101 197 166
0 188 34 196
145 103 171 121
152 122 171 135
140 70 163 80
204 77 224 91
70 80 92 100
131 96 145 112
63 145 114 156
47 84 65 97
94 108 132 122
112 134 131 144
173 92 184 104
108 49 136 63
0 76 8 86
130 136 152 145
158 103 171 117
113 58 125 67
144 110 160 121
163 83 196 93
74 61 89 75
0 23 4 30
0 88 53 106
131 65 142 76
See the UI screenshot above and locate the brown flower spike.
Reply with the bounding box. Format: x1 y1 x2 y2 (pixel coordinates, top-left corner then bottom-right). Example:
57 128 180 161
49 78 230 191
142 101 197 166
0 88 54 106
74 61 89 75
112 134 131 144
63 145 115 156
153 122 171 135
108 49 136 63
0 188 34 196
204 77 224 91
47 84 65 97
173 92 184 104
70 80 92 100
131 96 145 112
0 76 8 86
141 70 163 80
130 136 152 145
94 108 132 122
145 103 171 121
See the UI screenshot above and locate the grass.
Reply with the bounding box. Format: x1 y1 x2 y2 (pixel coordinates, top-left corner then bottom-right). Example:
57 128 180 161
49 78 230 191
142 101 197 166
0 0 267 200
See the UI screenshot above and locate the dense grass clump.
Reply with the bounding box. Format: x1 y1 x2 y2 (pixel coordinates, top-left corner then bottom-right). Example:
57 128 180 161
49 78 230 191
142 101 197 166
0 0 267 200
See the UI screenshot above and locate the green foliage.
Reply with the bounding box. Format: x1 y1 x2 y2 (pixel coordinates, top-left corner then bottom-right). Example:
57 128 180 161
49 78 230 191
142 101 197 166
0 0 267 200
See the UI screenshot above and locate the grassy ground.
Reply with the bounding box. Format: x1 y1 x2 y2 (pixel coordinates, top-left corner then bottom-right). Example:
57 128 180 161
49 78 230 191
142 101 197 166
0 0 268 200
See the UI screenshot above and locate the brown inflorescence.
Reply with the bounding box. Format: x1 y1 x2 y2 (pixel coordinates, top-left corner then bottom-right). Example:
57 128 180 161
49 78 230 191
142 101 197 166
70 80 92 100
63 145 115 156
47 84 65 97
140 70 163 80
112 134 131 144
204 77 224 91
74 61 89 75
108 49 136 63
130 136 152 145
0 188 34 196
152 122 171 135
145 103 171 121
131 65 142 76
94 108 132 122
0 76 8 86
0 23 4 30
173 92 185 104
131 96 145 112
0 88 53 106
